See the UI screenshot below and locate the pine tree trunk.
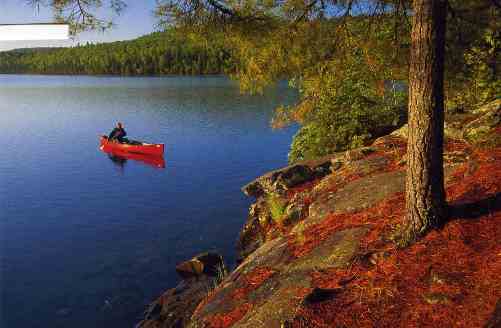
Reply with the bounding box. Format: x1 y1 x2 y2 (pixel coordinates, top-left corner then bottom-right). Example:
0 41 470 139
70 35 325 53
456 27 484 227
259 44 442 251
404 0 447 242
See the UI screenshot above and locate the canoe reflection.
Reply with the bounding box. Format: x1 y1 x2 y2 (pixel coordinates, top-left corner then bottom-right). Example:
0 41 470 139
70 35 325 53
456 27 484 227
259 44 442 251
100 145 165 169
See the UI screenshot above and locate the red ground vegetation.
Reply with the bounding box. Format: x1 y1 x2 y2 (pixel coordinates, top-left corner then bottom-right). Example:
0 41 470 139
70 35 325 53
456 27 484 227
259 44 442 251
200 267 276 328
288 138 494 259
193 284 221 318
201 139 500 328
203 303 253 328
319 163 403 199
287 137 408 202
444 138 470 152
289 145 501 327
286 151 406 257
230 267 277 300
288 192 405 258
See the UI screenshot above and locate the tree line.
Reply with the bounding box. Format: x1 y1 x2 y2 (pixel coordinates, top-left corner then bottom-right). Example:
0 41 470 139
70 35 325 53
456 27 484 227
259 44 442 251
0 31 234 75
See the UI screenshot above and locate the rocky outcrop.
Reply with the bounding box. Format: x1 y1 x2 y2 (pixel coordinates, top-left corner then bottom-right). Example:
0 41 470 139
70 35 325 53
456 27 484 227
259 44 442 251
235 99 501 264
393 99 501 146
242 164 314 198
237 156 339 262
139 99 501 328
137 253 226 328
241 155 337 198
175 253 226 279
463 99 501 145
187 99 501 328
189 226 370 328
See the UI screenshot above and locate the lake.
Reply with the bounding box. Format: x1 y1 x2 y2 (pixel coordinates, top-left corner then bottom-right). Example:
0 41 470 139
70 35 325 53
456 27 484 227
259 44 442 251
0 75 298 327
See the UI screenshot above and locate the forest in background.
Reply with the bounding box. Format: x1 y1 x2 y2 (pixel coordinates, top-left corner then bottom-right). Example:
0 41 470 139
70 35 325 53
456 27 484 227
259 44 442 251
0 30 234 75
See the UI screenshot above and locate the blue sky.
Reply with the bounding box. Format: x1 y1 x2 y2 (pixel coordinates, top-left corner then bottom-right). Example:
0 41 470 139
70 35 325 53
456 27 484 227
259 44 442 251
0 0 159 51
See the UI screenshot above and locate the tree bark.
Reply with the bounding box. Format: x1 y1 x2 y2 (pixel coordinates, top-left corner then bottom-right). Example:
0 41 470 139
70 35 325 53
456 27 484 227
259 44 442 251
404 0 447 242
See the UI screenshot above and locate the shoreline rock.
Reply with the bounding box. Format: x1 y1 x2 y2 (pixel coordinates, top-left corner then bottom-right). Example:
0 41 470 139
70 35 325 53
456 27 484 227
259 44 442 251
137 253 227 328
137 99 501 328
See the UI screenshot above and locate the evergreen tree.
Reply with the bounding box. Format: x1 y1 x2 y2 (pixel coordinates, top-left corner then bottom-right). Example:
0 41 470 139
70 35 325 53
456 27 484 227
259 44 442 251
404 0 447 243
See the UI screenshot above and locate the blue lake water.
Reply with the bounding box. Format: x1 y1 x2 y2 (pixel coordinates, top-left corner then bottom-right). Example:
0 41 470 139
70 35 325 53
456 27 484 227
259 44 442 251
0 75 298 327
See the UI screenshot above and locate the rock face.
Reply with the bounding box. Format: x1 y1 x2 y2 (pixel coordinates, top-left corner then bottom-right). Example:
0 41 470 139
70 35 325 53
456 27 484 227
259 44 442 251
241 164 314 198
241 156 337 198
186 99 501 327
237 156 338 262
393 99 501 146
139 99 501 328
175 253 226 279
463 99 501 145
189 226 370 328
137 253 226 328
236 199 271 262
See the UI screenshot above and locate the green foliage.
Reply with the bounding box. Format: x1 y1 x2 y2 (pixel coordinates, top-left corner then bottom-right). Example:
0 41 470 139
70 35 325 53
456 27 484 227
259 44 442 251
447 28 501 109
288 87 407 162
183 16 412 163
444 1 501 109
0 30 234 76
278 19 409 162
267 194 287 222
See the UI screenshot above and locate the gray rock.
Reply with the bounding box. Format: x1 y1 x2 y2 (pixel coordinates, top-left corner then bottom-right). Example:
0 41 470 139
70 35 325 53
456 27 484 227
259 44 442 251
237 200 272 263
309 170 406 221
242 155 339 198
138 252 227 328
175 252 226 280
463 100 501 144
391 124 408 139
275 165 314 190
287 226 370 272
344 147 376 162
234 272 311 328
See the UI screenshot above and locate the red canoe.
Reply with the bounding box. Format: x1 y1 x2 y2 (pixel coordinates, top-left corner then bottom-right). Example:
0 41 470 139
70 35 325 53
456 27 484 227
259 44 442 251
100 145 166 168
100 136 164 156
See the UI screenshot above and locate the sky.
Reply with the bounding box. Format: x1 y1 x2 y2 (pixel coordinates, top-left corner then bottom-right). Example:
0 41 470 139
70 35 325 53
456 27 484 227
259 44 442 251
0 0 159 51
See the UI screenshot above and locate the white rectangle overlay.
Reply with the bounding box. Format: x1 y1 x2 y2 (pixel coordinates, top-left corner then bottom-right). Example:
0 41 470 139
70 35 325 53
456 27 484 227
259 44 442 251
0 24 69 41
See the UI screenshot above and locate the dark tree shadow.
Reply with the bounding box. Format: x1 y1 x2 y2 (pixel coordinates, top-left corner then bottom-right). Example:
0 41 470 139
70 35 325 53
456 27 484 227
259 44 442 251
447 192 501 221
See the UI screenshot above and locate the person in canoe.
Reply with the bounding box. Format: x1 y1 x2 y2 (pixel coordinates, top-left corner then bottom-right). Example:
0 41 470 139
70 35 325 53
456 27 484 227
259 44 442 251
108 122 127 143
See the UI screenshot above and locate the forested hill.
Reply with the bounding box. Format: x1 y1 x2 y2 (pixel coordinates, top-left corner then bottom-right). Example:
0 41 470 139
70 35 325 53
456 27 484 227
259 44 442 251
0 31 234 75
